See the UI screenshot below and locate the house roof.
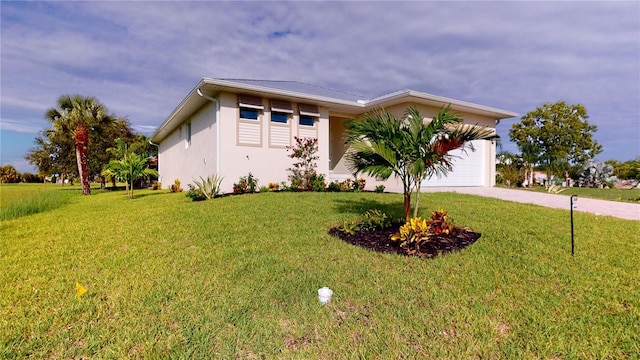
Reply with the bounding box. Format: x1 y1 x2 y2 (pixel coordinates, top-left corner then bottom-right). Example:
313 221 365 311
151 78 518 142
216 79 364 102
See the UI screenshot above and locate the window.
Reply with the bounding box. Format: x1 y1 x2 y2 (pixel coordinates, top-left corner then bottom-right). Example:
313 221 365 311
240 108 259 120
237 95 263 146
271 111 289 124
185 122 191 148
299 115 315 127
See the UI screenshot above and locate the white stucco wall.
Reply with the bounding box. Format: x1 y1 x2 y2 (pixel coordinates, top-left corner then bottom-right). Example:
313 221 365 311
157 102 217 189
214 92 330 193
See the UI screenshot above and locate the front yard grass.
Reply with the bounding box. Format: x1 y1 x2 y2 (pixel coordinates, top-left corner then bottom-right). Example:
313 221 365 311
1 187 638 358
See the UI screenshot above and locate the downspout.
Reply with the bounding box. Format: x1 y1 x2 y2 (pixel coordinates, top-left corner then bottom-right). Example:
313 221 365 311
196 88 221 174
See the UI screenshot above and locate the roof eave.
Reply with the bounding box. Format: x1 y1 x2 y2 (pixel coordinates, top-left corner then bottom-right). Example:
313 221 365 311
200 78 364 108
364 90 518 119
151 78 369 142
151 79 209 143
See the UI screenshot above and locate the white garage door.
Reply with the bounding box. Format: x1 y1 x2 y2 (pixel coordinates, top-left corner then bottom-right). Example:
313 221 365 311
422 140 488 187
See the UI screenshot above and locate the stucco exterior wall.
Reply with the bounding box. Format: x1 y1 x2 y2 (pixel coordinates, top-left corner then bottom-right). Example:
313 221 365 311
157 102 217 189
214 92 330 193
157 87 507 193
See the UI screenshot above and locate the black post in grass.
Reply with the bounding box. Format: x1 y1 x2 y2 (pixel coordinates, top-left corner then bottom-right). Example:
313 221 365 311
570 195 577 256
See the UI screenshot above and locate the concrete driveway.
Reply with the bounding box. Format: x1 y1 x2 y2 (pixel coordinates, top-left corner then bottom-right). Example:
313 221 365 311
426 187 640 221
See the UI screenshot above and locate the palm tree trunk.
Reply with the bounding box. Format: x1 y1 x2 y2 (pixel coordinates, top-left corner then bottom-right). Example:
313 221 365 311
403 193 411 221
413 188 421 218
74 123 91 195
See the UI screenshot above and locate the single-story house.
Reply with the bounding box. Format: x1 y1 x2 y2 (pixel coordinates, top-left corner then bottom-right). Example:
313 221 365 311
150 78 517 193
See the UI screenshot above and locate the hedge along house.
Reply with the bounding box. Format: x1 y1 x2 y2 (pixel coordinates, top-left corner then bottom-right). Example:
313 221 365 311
150 78 517 193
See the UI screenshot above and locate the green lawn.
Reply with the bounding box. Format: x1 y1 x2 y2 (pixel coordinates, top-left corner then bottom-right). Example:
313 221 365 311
502 184 640 203
1 185 638 358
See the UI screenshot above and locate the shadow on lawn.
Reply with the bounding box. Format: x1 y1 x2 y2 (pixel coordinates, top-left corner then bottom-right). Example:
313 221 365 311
332 196 404 219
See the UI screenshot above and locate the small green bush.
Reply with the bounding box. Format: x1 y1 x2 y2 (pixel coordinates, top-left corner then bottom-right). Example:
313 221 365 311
362 209 392 230
374 184 385 193
233 173 259 194
327 181 341 192
338 220 360 236
185 184 205 201
310 174 326 192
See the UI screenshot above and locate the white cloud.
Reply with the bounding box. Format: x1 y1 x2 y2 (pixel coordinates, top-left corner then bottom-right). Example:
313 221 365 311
0 118 47 134
1 0 638 163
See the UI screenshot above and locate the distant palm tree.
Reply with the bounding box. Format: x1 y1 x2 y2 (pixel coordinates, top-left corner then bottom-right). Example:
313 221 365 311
345 105 499 220
45 95 113 195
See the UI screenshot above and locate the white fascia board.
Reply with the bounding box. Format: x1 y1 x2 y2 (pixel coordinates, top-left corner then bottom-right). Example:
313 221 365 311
201 78 365 108
151 79 210 142
364 90 519 119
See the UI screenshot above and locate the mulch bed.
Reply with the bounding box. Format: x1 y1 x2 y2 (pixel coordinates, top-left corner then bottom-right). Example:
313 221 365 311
328 222 481 258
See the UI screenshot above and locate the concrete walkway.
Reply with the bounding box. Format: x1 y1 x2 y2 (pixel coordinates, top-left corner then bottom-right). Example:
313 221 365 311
425 187 640 221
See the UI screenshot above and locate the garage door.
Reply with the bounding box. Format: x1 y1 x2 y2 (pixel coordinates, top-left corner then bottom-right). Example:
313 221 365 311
422 140 487 187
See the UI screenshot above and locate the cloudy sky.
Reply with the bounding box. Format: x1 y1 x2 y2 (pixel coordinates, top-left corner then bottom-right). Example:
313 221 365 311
2 1 639 173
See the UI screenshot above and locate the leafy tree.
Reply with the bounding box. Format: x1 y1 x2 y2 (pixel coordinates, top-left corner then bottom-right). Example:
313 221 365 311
0 165 20 183
510 101 602 184
27 109 139 188
610 157 640 181
26 128 78 185
496 151 524 187
102 138 158 199
345 105 498 220
45 95 115 195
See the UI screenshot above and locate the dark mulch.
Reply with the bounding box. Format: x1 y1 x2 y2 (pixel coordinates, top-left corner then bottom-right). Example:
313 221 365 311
328 222 481 258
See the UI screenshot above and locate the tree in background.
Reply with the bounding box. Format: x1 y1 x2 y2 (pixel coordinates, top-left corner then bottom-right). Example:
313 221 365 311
44 95 114 195
0 165 20 183
26 127 78 185
90 117 137 189
26 108 144 188
495 151 524 187
510 101 602 185
102 138 158 199
608 157 640 188
345 105 498 220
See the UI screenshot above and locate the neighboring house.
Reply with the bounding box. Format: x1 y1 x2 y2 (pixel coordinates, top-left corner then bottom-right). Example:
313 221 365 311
151 78 517 193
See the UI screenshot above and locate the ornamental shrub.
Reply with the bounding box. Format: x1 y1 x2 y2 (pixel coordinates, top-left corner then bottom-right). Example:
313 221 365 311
391 209 456 251
170 179 183 193
286 137 319 191
327 181 341 192
192 173 223 200
391 217 431 250
233 173 259 194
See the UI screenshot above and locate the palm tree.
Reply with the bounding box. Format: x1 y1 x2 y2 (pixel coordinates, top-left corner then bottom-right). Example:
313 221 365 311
345 105 499 220
102 138 158 199
45 95 113 195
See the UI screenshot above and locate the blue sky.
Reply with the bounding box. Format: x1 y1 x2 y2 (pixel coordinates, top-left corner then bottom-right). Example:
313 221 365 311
2 1 639 173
